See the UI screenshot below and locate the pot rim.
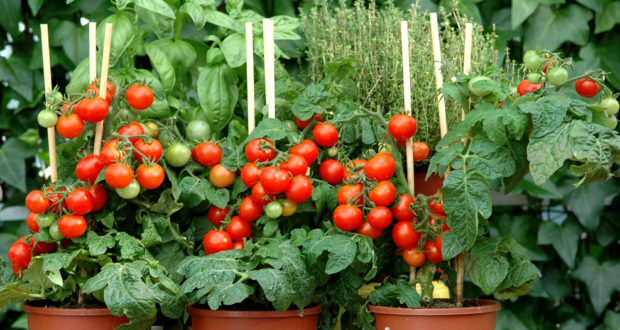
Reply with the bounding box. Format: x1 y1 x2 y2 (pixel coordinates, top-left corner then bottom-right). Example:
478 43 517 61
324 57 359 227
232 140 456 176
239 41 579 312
368 299 500 316
187 305 322 318
22 303 119 316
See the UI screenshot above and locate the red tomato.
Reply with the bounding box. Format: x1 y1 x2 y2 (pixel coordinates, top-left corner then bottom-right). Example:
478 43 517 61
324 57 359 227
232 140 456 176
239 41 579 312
365 152 395 181
388 114 417 140
232 240 244 250
356 221 382 240
575 78 600 98
403 247 425 267
134 139 163 163
76 154 104 183
344 159 367 181
333 205 363 231
77 96 109 123
424 238 443 263
367 206 393 230
86 80 115 104
26 212 39 232
26 190 49 213
285 175 313 203
209 164 236 188
208 206 230 226
46 187 67 213
337 184 364 207
392 220 420 248
100 139 126 165
8 241 32 270
295 113 322 129
260 166 290 195
429 197 445 217
66 188 94 215
88 184 107 212
245 138 275 162
117 121 145 144
226 216 252 241
251 182 274 205
105 163 134 188
290 139 319 165
32 240 57 255
241 163 262 187
136 163 165 190
203 230 232 255
192 142 222 167
239 196 262 222
368 181 396 206
125 84 154 110
319 159 345 185
517 80 542 96
56 114 84 139
280 153 309 176
313 122 338 148
412 142 429 162
58 214 87 238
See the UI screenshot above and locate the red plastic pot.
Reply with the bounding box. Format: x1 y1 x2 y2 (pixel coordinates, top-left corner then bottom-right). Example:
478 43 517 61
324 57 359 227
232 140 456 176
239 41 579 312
414 172 444 196
188 305 322 330
369 299 500 330
23 304 128 330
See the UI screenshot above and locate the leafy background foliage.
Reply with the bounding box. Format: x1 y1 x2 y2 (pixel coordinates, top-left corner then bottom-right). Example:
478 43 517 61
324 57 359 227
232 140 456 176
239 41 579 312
0 0 619 329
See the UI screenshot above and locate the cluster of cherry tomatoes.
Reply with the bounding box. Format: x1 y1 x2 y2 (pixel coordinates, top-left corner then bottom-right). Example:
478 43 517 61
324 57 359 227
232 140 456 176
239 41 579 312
8 236 58 277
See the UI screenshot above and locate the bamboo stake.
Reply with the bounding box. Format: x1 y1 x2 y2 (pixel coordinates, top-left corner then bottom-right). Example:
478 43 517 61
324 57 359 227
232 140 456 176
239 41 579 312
462 23 473 120
263 19 275 119
93 23 113 155
40 24 58 183
89 22 97 83
246 22 255 133
429 13 448 138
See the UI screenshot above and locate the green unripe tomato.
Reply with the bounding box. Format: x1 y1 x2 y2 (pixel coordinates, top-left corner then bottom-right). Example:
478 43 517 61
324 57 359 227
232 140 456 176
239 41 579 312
38 110 58 128
49 223 64 240
327 147 338 158
609 116 618 130
601 98 619 116
186 120 211 142
468 76 492 97
36 213 55 228
46 91 64 105
165 142 192 167
265 201 283 218
527 73 542 84
283 120 299 133
546 67 568 87
523 50 545 71
116 180 140 199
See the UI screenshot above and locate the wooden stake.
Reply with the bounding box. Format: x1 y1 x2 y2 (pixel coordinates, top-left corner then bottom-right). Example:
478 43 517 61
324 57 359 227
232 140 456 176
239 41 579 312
263 19 275 119
462 23 473 120
89 22 97 83
93 23 113 155
429 13 448 138
40 24 58 183
246 22 255 133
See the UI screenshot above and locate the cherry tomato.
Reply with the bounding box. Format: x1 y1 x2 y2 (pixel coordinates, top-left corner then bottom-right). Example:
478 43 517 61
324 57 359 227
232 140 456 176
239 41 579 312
392 220 420 248
88 184 107 212
30 238 57 255
86 80 116 104
245 138 275 162
265 201 283 218
145 121 159 138
295 113 322 129
49 223 64 240
239 196 262 222
403 247 425 267
412 142 429 162
116 180 140 199
241 163 262 187
424 238 443 263
58 214 87 238
367 206 393 230
280 199 297 216
26 212 39 232
203 230 232 255
186 120 211 142
365 152 395 181
601 98 620 116
105 163 134 188
575 78 600 98
429 197 445 217
368 180 396 206
319 159 345 185
251 182 274 205
134 139 163 163
77 96 109 123
344 159 367 181
38 110 57 128
66 188 94 215
100 139 126 166
76 154 104 183
290 139 319 165
313 122 338 147
192 142 222 167
285 175 313 204
517 80 542 96
209 164 236 188
468 76 492 97
280 153 309 176
546 67 568 87
260 166 291 195
125 84 154 110
26 190 49 213
208 206 230 226
337 184 364 207
136 163 165 190
165 142 192 167
388 114 417 140
56 114 84 139
9 241 32 270
45 187 67 213
356 221 382 240
36 213 55 228
333 205 363 231
523 50 545 71
226 216 252 241
232 241 244 250
118 121 145 144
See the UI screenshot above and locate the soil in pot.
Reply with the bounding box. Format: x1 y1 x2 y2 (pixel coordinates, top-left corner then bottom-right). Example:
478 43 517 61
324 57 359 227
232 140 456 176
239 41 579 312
369 299 500 330
23 301 128 330
188 305 322 330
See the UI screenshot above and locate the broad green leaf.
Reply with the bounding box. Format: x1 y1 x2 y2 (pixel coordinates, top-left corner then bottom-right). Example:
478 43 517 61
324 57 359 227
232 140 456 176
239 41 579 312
86 232 116 256
150 39 197 77
595 311 620 330
27 0 43 15
369 279 420 308
594 0 620 33
0 0 20 37
141 213 168 248
272 15 301 40
466 237 509 294
145 42 176 92
220 33 247 67
291 84 328 120
265 240 316 309
537 217 582 268
427 142 465 177
468 137 516 179
576 0 603 12
116 232 145 260
248 268 294 312
520 95 570 138
524 4 593 51
598 33 620 89
325 235 356 274
197 64 238 132
527 122 573 185
569 121 620 185
175 176 209 208
135 5 174 39
97 14 135 67
0 56 34 102
204 9 243 32
494 257 541 298
151 189 183 216
540 266 571 303
241 118 296 145
134 0 175 19
565 181 618 231
573 256 620 315
0 149 25 192
512 0 540 29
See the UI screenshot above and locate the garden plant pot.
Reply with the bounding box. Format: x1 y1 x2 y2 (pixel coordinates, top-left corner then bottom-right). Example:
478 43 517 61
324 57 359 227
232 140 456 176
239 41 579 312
22 304 129 330
368 299 500 330
188 305 322 330
414 172 444 196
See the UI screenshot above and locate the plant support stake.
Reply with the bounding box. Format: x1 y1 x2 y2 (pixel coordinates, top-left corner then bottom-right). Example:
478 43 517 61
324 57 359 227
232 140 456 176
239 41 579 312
93 23 113 155
430 13 448 138
246 22 255 132
40 24 58 182
263 19 276 119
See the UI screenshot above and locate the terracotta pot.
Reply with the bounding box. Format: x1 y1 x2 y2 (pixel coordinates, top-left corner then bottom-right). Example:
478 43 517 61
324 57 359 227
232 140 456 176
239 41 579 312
414 172 444 196
23 304 129 330
369 299 500 330
188 305 322 330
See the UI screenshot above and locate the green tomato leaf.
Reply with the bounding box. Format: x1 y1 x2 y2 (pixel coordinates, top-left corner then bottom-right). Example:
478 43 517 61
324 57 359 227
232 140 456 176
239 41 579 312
573 256 620 315
468 136 516 179
465 237 509 294
594 0 620 34
290 83 327 120
248 268 294 312
511 0 540 29
325 235 357 275
116 232 146 260
524 4 593 51
527 122 573 185
86 232 116 256
141 213 168 248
